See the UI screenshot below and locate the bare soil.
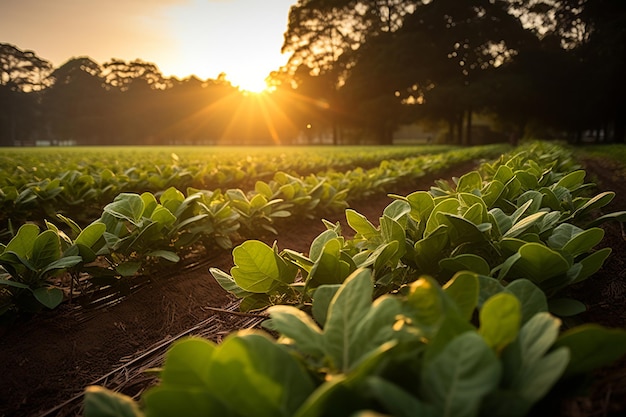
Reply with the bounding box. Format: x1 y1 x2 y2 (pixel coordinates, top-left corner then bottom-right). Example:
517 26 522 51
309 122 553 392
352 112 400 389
0 157 624 417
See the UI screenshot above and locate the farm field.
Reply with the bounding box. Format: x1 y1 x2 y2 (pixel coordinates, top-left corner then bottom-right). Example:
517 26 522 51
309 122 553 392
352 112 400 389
0 142 625 417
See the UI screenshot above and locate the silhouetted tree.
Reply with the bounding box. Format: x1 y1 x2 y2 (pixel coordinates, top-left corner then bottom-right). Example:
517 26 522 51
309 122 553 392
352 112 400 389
0 43 52 145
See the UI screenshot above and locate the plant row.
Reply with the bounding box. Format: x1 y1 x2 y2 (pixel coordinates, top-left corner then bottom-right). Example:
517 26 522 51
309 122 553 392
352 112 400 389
211 142 625 316
0 146 503 318
85 151 626 417
0 145 459 227
81 142 625 416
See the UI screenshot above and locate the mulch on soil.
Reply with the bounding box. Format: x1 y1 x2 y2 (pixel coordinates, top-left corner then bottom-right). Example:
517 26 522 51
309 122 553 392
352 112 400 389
0 157 624 417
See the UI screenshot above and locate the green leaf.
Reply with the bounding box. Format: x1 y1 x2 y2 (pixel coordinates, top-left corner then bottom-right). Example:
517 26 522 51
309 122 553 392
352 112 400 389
555 169 585 191
406 276 444 329
311 285 341 325
309 230 339 262
323 269 374 372
116 262 142 277
575 247 611 283
346 209 379 239
554 324 626 377
3 223 39 258
442 272 479 320
548 298 587 316
406 191 434 222
76 222 107 248
504 279 547 324
151 206 177 227
456 171 482 193
31 230 61 270
210 332 316 417
147 250 180 263
266 305 325 357
413 225 449 274
479 293 521 353
231 240 295 293
572 191 614 219
140 192 158 218
421 332 501 417
509 243 570 283
209 267 251 298
439 254 490 277
84 386 144 417
33 286 64 309
104 193 145 225
308 239 352 287
366 377 436 417
503 212 546 238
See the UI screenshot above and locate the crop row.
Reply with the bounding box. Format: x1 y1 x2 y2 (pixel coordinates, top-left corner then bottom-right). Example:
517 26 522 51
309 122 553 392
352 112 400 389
0 145 503 318
85 141 626 417
0 145 458 227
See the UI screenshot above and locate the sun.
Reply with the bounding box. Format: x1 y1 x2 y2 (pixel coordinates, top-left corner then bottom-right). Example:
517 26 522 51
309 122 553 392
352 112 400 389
235 76 270 94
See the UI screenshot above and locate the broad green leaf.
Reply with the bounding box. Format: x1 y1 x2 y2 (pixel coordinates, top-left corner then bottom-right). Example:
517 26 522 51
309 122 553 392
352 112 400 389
494 165 514 184
382 200 411 224
104 193 145 225
209 267 251 298
456 171 482 193
406 276 444 330
255 180 274 198
554 324 626 377
349 296 404 369
477 275 505 307
151 206 177 227
516 191 542 214
548 298 587 316
481 179 505 207
33 286 64 309
440 254 490 277
231 240 290 293
504 279 547 323
147 250 180 263
0 279 30 289
41 255 83 275
140 192 158 218
406 191 434 222
441 213 489 246
84 386 144 417
76 222 107 248
366 377 436 417
574 247 611 283
413 225 449 274
479 293 521 353
586 210 626 227
309 230 339 262
442 271 479 320
311 284 341 325
308 239 353 287
421 332 501 417
424 315 476 363
509 243 570 283
554 169 585 191
31 230 61 270
572 191 614 219
266 305 325 357
562 228 604 257
3 223 39 258
208 332 316 417
160 187 185 213
503 212 546 238
346 209 379 239
425 198 460 236
116 261 142 277
323 269 374 372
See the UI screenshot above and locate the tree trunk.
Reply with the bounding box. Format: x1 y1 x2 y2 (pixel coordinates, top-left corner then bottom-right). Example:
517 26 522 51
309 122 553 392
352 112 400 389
465 108 472 146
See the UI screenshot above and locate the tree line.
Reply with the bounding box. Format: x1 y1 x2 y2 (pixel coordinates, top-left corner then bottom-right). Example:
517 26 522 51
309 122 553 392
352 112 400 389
1 0 624 146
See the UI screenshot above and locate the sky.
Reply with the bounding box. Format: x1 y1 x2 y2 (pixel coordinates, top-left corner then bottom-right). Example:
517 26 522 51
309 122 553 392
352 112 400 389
0 0 297 92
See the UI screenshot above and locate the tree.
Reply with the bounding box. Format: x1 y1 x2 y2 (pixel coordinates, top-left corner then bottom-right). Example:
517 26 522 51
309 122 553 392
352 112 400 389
44 57 107 144
0 43 53 145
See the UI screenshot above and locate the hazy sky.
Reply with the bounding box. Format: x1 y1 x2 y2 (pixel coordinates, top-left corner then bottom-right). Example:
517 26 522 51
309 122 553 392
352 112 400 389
1 0 296 92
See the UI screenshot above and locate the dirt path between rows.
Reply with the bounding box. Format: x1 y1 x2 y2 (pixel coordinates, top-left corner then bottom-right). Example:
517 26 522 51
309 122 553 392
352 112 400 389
0 157 624 417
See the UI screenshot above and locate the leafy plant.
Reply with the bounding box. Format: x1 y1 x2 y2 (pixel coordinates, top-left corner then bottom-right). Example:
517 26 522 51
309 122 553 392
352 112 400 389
83 269 626 417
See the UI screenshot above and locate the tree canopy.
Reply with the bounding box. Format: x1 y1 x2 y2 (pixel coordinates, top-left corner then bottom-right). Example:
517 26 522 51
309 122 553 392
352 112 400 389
1 0 624 146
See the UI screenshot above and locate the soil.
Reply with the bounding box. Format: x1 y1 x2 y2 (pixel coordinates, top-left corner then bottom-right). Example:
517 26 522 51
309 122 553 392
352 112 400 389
0 157 625 417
